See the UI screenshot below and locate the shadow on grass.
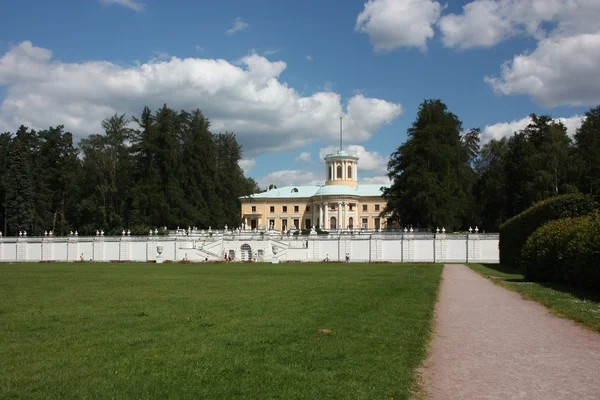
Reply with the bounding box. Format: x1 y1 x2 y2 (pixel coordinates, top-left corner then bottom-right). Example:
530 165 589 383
536 281 600 304
480 263 600 303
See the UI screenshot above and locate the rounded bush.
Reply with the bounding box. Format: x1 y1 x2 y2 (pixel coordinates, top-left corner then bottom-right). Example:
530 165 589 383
521 213 600 290
499 194 596 266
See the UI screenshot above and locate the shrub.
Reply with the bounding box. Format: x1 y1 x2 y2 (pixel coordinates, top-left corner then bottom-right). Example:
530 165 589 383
499 194 596 266
521 213 600 291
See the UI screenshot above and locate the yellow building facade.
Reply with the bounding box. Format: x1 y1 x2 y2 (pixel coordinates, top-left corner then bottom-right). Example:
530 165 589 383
240 150 391 231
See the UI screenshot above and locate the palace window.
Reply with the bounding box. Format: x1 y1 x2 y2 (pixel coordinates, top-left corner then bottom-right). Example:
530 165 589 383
337 165 342 179
282 206 288 213
306 205 311 212
349 204 354 211
348 165 352 180
305 219 312 229
294 205 299 213
293 219 300 229
328 166 333 180
251 206 256 212
330 204 336 210
374 218 381 230
362 204 368 211
270 206 275 213
362 218 368 229
375 204 380 211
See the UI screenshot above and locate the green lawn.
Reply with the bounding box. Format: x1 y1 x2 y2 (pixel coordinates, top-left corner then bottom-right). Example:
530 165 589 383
468 263 600 333
0 262 442 400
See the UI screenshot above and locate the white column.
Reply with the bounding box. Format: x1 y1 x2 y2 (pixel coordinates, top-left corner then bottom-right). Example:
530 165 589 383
343 202 348 230
319 204 323 229
324 202 329 230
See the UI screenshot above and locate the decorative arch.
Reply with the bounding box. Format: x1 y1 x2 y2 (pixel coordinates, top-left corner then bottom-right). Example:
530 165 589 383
347 165 352 180
291 188 299 193
348 217 354 229
241 244 252 261
336 164 342 179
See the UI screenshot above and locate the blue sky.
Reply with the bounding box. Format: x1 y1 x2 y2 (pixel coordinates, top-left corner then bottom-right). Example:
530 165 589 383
1 0 598 188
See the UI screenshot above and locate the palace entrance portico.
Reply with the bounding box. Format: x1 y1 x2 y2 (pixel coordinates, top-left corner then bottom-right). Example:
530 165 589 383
311 198 359 230
242 213 261 230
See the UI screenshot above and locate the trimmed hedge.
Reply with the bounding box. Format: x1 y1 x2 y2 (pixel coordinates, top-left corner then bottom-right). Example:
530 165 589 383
521 213 600 291
499 194 596 266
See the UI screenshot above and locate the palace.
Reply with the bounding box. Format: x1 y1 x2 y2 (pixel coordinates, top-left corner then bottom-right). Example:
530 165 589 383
240 149 391 232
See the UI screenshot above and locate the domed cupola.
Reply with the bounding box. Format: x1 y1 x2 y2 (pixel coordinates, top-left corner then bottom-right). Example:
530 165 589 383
324 117 359 188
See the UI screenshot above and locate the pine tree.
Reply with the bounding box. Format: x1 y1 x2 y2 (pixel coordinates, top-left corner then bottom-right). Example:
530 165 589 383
5 134 33 235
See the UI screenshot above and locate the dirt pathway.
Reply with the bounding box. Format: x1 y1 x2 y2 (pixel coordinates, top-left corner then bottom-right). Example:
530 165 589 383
423 264 600 400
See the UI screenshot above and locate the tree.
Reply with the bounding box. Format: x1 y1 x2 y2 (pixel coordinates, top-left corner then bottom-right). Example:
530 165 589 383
0 132 12 235
575 106 600 201
5 133 33 235
383 99 477 231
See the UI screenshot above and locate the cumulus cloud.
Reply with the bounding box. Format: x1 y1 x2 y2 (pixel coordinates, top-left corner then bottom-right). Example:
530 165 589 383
305 55 313 61
0 41 402 156
99 0 145 12
485 33 600 107
355 0 442 52
439 0 600 50
482 114 585 143
257 169 321 189
439 0 600 107
319 144 388 173
295 152 312 163
238 158 256 175
226 17 248 35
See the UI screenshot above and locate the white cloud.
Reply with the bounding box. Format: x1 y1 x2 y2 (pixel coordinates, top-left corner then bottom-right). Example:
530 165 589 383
257 169 320 188
305 55 313 61
439 0 600 50
295 152 312 163
360 175 391 185
0 41 402 156
485 33 600 107
226 17 248 35
439 0 600 106
238 158 256 174
355 0 442 52
319 144 388 173
196 45 204 52
99 0 145 12
482 115 585 143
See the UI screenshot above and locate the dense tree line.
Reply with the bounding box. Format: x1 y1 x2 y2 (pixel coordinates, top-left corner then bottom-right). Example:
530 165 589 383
0 105 259 236
384 100 600 232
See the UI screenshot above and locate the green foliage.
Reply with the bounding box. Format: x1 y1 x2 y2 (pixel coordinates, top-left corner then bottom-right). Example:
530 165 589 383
521 213 600 291
384 99 479 231
574 106 600 202
1 106 257 235
4 133 33 235
499 194 597 266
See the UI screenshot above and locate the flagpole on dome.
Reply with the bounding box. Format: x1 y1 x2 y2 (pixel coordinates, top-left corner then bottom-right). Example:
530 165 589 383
340 116 343 152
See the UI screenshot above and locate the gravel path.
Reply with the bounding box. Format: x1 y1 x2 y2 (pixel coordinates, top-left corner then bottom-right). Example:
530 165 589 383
423 264 600 400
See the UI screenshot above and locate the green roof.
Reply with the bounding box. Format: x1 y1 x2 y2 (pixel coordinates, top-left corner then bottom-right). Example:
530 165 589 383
240 184 390 200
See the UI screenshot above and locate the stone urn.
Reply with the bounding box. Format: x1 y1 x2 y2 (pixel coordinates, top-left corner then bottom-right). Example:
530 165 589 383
156 245 164 263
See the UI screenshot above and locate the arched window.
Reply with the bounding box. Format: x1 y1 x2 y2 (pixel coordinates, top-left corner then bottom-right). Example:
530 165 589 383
348 217 354 229
347 165 352 180
330 216 337 230
241 244 252 261
291 188 299 193
337 164 342 179
328 166 333 180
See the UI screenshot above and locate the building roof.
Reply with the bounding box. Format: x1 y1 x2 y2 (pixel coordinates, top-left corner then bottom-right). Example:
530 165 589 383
240 184 390 200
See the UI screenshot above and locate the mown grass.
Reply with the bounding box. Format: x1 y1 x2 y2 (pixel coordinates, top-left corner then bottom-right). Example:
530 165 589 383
468 263 600 333
0 262 442 399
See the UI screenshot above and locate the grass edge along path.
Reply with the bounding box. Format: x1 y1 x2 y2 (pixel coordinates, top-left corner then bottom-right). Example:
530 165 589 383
0 262 443 400
467 263 600 334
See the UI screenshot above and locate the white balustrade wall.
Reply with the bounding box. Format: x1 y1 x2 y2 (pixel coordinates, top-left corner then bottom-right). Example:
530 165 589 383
0 232 499 263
